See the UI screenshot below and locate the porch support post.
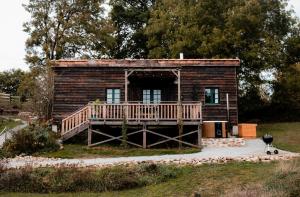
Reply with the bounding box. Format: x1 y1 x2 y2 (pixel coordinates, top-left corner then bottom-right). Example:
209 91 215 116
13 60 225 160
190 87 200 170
177 69 181 102
143 123 147 149
177 69 182 148
125 70 128 103
88 124 92 146
198 121 203 148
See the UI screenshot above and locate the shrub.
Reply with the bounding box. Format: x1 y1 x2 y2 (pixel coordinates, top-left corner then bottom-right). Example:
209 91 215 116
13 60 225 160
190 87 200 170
0 163 180 193
0 148 7 159
266 159 300 197
2 123 59 157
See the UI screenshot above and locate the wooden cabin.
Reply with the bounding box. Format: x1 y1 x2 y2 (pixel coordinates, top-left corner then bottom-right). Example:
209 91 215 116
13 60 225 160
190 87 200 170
52 59 239 148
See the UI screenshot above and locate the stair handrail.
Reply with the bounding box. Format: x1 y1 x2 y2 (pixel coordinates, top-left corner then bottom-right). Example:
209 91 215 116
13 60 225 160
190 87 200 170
61 104 90 135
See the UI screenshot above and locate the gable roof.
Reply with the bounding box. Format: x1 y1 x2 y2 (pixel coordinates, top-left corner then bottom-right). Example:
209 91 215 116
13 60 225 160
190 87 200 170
52 59 240 68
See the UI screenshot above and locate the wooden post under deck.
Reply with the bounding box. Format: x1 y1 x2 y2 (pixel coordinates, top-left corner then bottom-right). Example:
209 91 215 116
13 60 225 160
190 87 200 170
143 123 147 149
88 124 92 146
198 121 203 148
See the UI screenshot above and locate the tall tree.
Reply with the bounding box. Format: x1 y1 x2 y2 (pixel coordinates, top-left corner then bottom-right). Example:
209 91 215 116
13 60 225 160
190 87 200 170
23 0 114 68
146 0 295 87
23 0 114 119
109 0 155 58
0 69 25 95
271 63 300 121
270 25 300 121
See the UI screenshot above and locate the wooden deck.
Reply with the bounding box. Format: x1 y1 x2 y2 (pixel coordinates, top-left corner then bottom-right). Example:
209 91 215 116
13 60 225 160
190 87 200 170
61 102 202 137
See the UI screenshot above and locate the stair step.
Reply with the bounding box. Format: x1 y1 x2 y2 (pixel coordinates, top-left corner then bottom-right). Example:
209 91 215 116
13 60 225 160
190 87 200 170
61 122 89 141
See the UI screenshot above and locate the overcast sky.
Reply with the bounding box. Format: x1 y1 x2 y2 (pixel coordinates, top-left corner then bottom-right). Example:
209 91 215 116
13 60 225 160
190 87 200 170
0 0 300 72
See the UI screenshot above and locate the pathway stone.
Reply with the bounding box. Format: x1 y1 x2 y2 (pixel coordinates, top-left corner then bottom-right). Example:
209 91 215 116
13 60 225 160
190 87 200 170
1 139 299 169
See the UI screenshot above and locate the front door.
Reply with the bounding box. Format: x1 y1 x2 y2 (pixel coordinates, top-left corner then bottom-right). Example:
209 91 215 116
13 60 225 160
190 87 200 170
215 122 223 138
143 89 161 104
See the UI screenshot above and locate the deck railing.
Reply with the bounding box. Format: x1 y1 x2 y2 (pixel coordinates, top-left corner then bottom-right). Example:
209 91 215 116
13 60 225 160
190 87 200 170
61 102 202 135
90 102 202 121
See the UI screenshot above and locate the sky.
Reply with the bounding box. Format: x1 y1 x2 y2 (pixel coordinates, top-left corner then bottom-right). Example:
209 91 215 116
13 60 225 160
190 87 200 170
0 0 300 72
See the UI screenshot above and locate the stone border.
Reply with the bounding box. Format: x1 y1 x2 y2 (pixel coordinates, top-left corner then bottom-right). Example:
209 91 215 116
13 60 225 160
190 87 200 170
201 138 245 147
2 153 299 169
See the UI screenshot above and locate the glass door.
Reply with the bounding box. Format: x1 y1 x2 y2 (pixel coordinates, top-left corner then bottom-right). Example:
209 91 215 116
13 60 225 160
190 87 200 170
143 89 161 104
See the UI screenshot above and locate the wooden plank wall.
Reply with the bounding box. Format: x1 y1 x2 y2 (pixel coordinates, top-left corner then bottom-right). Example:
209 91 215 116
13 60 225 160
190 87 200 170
52 67 125 123
52 66 238 125
181 67 238 125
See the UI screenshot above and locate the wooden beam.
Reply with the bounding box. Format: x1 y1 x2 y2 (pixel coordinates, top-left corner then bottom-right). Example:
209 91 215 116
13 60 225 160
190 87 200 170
127 70 135 77
146 129 199 148
88 124 92 146
126 68 179 72
148 130 198 148
171 69 178 77
198 122 202 148
90 129 143 148
178 69 181 102
143 123 147 149
125 70 128 103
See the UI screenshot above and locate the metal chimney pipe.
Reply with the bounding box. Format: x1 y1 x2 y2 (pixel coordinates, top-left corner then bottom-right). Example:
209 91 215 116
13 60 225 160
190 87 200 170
180 53 184 59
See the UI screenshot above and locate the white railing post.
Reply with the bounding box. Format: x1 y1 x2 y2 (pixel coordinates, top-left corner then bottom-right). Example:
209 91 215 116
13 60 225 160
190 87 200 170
61 121 65 134
138 102 141 122
103 103 106 120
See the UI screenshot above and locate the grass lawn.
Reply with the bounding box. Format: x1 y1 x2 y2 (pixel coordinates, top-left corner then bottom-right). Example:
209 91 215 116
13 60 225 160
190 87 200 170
35 144 200 158
0 161 283 197
0 117 22 132
2 122 300 197
257 122 300 153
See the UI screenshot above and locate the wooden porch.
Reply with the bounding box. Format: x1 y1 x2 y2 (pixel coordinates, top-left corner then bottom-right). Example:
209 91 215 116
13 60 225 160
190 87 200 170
61 102 203 148
62 102 202 133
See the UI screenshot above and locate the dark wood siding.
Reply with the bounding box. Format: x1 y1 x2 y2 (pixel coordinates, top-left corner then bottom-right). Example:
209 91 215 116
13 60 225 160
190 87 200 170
52 65 238 125
181 67 238 124
52 67 125 123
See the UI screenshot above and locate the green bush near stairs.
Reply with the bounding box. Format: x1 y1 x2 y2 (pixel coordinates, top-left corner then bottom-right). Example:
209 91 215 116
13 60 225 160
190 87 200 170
2 123 59 157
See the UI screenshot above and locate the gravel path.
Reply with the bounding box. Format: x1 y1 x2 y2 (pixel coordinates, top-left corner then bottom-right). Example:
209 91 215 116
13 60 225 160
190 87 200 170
0 120 28 147
2 139 299 169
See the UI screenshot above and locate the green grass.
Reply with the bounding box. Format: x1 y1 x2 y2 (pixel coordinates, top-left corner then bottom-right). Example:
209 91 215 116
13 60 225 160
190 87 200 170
35 144 200 158
2 122 300 197
257 122 300 153
0 161 280 197
0 117 22 132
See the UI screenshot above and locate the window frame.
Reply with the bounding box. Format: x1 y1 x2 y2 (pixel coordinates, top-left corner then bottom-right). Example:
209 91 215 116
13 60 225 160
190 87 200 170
204 87 220 105
106 88 121 104
143 89 161 104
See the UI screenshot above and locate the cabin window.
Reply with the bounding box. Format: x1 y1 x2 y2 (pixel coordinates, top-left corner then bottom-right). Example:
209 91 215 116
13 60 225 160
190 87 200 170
205 88 219 104
106 89 120 104
143 89 161 104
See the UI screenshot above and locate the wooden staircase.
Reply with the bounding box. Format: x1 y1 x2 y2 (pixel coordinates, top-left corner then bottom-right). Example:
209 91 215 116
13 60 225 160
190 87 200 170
61 105 90 141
